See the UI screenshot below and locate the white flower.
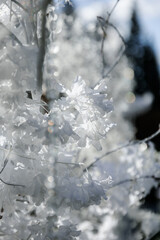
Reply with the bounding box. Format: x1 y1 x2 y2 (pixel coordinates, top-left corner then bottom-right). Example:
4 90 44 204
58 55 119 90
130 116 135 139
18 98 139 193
50 76 113 150
52 223 81 240
55 172 108 209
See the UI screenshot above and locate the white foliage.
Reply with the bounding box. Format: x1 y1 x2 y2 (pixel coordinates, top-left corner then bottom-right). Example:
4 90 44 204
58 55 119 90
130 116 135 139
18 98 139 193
55 172 109 209
49 76 113 150
0 0 159 239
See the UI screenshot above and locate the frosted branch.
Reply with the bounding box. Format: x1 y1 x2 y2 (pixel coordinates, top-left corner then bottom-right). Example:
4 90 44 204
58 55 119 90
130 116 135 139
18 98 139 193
85 126 160 170
0 178 25 187
0 22 22 45
110 175 160 188
0 147 11 174
11 0 28 12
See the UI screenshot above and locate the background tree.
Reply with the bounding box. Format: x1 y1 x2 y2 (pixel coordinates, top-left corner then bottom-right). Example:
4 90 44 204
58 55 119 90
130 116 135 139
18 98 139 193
126 7 160 150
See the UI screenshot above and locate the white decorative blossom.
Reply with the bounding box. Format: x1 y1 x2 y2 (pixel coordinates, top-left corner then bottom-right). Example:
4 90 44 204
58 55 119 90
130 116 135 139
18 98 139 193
49 76 113 150
0 0 160 239
55 172 108 210
52 223 81 240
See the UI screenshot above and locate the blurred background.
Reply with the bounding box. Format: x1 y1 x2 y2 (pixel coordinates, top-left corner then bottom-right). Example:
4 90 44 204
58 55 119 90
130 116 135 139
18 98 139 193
60 0 160 150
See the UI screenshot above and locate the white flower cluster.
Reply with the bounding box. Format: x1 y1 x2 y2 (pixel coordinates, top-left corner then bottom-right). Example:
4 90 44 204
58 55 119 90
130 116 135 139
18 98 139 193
55 172 108 210
49 76 113 150
0 1 114 238
52 223 81 240
28 220 81 240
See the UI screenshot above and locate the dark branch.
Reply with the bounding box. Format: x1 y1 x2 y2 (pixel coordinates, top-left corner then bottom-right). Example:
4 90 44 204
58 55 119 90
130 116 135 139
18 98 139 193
37 0 52 91
97 1 125 78
0 22 22 46
0 146 37 161
108 22 126 45
103 45 125 78
0 148 25 187
101 22 126 78
110 175 160 189
106 0 120 23
0 147 11 174
84 127 160 171
0 178 25 187
11 0 28 12
0 159 8 174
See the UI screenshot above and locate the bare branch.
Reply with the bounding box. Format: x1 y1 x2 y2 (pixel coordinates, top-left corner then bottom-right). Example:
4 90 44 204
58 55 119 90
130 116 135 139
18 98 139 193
106 0 120 23
37 0 52 91
0 159 8 175
0 146 37 161
11 0 28 12
103 44 125 78
5 1 18 18
108 22 126 45
56 161 84 167
110 175 160 189
0 127 158 172
4 2 30 44
10 0 12 21
0 146 12 174
0 147 25 187
97 1 126 78
0 22 22 46
21 19 30 44
100 22 126 78
26 234 32 240
0 177 25 187
85 126 160 171
97 16 108 76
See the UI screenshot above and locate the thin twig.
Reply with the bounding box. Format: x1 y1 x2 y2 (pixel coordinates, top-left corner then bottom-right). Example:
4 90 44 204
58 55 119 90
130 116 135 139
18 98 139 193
11 0 28 12
21 19 30 44
103 45 125 78
97 0 120 77
56 161 84 167
106 0 120 23
110 175 160 189
37 0 52 90
0 22 22 46
0 147 11 174
16 199 29 203
98 20 126 78
5 1 18 19
0 159 8 174
0 146 37 161
0 147 25 187
26 234 32 240
101 22 126 78
97 16 108 76
85 127 160 171
40 104 50 114
0 177 25 187
108 22 126 45
10 0 12 21
9 0 37 45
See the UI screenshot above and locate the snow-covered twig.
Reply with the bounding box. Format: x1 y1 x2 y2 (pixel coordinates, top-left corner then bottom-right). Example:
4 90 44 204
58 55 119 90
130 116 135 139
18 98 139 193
110 175 160 188
85 126 160 171
97 0 121 77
